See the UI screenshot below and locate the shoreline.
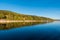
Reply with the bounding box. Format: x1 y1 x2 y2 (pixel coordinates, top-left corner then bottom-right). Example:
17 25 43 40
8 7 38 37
0 20 52 23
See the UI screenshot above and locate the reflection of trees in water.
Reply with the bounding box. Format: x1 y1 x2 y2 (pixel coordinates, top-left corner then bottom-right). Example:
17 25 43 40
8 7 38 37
0 22 47 30
0 24 6 30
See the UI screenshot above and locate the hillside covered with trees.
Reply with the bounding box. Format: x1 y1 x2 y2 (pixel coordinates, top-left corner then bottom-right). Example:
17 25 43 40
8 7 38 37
0 10 53 22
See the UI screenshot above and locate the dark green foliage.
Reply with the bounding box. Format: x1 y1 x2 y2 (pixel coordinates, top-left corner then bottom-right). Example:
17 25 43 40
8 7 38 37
0 10 53 21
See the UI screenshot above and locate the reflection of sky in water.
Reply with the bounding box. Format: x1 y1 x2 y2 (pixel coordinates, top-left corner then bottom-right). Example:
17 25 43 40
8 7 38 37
0 21 60 40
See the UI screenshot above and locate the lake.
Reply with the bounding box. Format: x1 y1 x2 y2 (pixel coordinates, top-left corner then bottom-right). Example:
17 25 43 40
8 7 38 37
0 21 60 40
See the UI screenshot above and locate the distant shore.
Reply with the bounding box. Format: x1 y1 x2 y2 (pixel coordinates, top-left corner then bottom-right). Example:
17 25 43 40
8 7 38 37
54 20 60 21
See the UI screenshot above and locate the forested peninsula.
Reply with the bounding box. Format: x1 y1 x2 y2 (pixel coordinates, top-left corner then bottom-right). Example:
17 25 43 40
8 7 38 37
0 10 53 23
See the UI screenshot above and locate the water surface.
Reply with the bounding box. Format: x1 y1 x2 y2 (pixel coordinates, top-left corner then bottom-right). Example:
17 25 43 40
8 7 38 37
0 21 60 40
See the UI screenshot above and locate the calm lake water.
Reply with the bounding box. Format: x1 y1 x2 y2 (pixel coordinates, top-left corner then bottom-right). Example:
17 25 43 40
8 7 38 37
0 21 60 40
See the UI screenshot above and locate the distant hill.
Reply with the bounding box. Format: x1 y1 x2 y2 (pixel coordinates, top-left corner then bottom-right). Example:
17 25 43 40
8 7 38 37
0 10 53 22
54 19 60 21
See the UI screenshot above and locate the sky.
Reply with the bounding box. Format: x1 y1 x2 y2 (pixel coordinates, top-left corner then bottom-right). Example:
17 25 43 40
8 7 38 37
0 0 60 19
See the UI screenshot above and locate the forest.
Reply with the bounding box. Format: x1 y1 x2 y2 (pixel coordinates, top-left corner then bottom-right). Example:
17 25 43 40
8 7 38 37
0 10 53 22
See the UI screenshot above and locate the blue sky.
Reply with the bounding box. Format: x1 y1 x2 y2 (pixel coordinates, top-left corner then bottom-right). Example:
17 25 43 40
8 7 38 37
0 0 60 19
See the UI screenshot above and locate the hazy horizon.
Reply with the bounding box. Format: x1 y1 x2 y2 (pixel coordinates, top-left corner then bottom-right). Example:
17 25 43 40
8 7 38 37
0 0 60 19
